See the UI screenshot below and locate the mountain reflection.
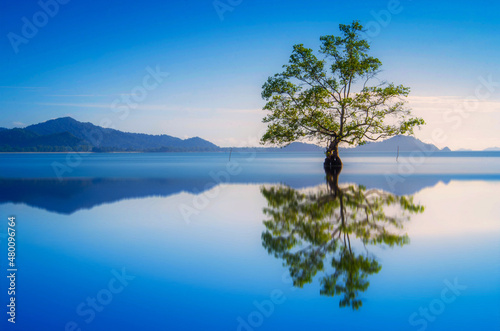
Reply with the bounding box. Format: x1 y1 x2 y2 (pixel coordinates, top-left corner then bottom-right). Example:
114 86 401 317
0 172 465 215
261 169 425 309
0 178 206 215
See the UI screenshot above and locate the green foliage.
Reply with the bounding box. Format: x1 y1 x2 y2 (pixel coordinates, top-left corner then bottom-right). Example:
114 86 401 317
260 174 424 309
261 21 425 152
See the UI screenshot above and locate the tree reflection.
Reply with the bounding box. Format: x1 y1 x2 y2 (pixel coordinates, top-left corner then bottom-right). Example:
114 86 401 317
261 169 424 310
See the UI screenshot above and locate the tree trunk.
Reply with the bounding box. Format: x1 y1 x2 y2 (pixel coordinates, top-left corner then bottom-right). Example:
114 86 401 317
324 141 342 170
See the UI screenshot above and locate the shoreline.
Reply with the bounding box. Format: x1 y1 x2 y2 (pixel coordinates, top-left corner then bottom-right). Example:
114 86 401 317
0 151 144 154
0 150 498 155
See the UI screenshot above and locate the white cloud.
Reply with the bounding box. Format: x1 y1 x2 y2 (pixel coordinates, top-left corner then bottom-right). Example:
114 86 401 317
407 95 500 150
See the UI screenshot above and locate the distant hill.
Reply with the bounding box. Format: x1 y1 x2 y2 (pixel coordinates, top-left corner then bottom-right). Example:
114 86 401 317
484 147 500 151
0 127 7 132
232 136 448 154
0 117 219 152
1 118 454 153
281 142 323 152
25 117 218 151
0 128 87 152
342 135 449 153
268 136 448 153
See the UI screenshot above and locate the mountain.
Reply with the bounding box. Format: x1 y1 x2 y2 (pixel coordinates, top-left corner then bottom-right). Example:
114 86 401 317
0 127 6 132
0 128 87 152
175 136 218 149
1 118 453 153
232 136 448 154
0 117 219 152
281 142 323 152
261 136 448 153
484 147 500 151
22 117 218 152
342 135 449 152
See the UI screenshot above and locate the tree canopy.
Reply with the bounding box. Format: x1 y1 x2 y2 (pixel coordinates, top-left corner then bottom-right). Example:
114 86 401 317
261 21 425 162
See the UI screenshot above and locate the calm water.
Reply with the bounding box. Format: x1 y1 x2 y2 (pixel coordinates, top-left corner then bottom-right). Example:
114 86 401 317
0 152 499 330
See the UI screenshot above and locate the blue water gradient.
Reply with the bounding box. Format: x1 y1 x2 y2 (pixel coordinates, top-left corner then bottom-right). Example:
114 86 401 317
0 152 499 330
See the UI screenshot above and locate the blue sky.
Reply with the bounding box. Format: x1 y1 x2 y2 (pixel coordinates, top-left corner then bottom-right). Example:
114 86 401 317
1 0 499 149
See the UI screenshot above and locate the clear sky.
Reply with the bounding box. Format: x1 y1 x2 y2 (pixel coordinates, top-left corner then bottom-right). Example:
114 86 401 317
1 0 499 150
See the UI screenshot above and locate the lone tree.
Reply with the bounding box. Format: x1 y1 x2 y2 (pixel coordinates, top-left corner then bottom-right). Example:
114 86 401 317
261 21 424 169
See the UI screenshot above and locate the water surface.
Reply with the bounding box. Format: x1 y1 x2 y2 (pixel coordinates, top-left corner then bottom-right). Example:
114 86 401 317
0 152 499 330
